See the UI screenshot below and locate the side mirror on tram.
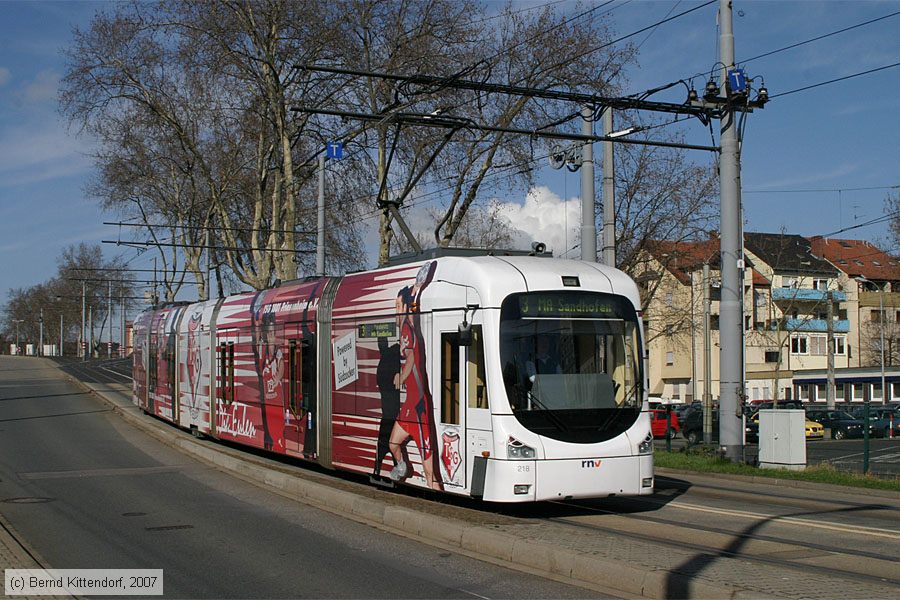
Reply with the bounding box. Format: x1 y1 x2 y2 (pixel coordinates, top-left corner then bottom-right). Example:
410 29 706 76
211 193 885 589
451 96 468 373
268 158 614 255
458 321 473 347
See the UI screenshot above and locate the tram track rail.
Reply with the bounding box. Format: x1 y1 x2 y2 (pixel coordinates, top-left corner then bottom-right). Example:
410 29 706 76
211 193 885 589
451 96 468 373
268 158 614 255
545 498 900 588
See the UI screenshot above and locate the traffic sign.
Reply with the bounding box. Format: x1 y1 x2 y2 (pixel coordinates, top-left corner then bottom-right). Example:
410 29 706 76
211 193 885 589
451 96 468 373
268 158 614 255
727 68 747 94
326 141 343 159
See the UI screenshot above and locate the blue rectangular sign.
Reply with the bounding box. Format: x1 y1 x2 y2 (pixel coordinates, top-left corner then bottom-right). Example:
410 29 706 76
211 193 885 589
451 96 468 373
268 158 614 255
326 141 343 159
728 69 747 94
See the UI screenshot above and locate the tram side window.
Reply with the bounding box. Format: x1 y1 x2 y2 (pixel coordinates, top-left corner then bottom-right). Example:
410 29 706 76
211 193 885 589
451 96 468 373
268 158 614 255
288 340 300 414
288 338 314 414
441 332 460 425
166 341 175 393
218 342 235 404
467 326 489 409
148 340 158 390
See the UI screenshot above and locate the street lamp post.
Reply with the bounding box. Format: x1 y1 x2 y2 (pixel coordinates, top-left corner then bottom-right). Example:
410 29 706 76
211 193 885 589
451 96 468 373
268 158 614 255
56 295 63 357
854 276 886 475
12 319 24 355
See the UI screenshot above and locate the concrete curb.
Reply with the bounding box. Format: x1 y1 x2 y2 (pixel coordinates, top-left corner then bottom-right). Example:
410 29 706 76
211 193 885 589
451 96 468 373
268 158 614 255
66 374 773 599
656 466 900 499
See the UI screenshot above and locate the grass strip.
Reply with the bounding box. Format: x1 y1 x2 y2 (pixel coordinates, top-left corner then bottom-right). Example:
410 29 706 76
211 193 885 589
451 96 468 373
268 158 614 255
655 448 900 491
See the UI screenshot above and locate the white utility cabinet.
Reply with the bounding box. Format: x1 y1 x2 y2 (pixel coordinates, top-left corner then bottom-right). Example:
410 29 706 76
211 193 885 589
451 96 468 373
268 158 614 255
758 409 806 471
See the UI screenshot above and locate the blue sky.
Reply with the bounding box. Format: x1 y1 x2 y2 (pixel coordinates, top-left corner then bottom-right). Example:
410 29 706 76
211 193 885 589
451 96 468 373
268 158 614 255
1 0 898 309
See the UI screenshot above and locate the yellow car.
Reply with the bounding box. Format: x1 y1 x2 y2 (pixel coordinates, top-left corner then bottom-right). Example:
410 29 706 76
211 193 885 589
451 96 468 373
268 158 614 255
749 411 824 439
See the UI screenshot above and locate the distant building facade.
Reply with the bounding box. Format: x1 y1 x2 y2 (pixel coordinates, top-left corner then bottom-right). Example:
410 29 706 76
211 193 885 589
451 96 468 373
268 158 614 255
640 232 900 406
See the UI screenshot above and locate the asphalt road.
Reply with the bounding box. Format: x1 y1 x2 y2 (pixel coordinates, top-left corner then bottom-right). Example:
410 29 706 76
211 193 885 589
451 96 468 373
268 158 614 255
0 356 609 599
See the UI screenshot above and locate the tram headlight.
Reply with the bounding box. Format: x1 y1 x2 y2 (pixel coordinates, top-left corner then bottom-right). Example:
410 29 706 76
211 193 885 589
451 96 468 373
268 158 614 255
638 433 653 455
507 437 536 459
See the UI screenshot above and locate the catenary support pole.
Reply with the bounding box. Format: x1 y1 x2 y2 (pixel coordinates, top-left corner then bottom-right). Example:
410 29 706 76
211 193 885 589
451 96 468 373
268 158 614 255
717 0 744 461
827 290 835 409
317 154 326 277
59 314 63 357
204 227 211 302
81 281 86 360
601 108 615 267
108 280 113 359
580 105 597 262
39 307 43 357
703 263 713 444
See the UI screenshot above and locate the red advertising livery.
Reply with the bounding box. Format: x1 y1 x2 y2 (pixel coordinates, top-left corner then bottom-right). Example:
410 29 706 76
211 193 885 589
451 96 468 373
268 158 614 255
132 254 654 502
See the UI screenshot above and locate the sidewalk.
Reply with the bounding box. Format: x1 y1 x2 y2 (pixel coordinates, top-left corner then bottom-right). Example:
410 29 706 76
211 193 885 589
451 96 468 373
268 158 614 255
0 514 42 596
63 373 900 599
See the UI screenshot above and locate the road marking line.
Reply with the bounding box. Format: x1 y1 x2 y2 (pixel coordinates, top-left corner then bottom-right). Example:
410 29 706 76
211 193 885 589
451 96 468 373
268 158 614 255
667 501 900 540
19 465 188 480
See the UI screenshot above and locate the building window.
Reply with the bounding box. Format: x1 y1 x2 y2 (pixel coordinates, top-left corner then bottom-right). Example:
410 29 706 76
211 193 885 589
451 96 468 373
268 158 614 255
813 279 829 290
755 290 766 307
764 350 779 363
852 383 864 401
798 384 809 400
816 384 826 401
810 336 827 356
791 335 808 355
835 336 846 355
892 382 900 401
871 309 884 323
835 383 844 400
873 383 883 401
665 324 673 336
665 351 674 366
782 277 797 288
665 292 673 307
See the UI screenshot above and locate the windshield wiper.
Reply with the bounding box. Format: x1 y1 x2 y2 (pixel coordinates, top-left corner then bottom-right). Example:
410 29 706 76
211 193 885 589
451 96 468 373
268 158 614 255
518 383 570 433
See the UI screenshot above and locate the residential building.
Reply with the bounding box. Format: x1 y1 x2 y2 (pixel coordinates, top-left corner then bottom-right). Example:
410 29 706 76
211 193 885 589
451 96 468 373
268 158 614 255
635 233 900 402
807 237 900 402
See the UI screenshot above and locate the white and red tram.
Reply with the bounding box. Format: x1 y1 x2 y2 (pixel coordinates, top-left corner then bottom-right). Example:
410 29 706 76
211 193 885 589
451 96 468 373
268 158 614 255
132 255 654 502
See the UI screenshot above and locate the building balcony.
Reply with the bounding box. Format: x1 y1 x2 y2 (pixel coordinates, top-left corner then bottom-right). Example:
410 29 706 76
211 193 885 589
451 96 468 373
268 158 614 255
858 291 900 309
784 318 850 333
771 288 846 303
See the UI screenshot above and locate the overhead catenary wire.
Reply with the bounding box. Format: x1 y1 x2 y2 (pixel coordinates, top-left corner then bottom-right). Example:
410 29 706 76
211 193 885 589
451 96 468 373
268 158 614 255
634 9 900 101
745 184 899 194
770 61 900 99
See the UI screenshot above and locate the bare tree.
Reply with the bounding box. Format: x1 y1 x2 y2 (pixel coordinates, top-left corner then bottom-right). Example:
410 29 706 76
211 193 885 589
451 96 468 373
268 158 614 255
860 312 900 368
2 244 134 355
61 1 368 292
430 4 632 249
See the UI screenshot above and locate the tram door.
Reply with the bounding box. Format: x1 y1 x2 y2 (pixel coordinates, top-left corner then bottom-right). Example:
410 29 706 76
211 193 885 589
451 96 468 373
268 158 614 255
435 313 467 490
283 322 315 457
146 331 158 413
462 324 492 494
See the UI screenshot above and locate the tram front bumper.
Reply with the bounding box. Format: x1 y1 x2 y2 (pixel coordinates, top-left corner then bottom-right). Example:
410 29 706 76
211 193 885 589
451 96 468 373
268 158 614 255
481 454 654 502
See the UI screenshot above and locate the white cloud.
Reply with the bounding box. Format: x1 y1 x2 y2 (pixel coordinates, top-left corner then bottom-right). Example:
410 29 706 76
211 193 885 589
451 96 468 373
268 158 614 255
22 69 60 104
0 122 93 187
494 186 582 257
0 67 10 87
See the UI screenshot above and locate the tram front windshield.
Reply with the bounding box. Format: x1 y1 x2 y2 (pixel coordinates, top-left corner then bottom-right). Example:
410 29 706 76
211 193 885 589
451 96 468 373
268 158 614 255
500 291 642 443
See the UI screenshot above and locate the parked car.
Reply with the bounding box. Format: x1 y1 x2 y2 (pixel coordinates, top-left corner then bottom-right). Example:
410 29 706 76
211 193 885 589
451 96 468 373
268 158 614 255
850 406 900 438
804 409 870 440
749 411 824 440
749 400 804 411
649 408 680 439
673 403 698 421
681 409 758 445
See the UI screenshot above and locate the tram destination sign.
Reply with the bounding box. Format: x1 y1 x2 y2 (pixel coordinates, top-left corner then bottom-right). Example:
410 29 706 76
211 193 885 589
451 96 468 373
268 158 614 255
357 322 397 338
518 292 616 318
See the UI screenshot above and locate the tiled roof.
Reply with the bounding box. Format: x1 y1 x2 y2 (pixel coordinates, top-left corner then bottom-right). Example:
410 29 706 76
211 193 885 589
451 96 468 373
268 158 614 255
809 237 900 281
645 239 720 285
744 232 836 276
752 268 770 286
